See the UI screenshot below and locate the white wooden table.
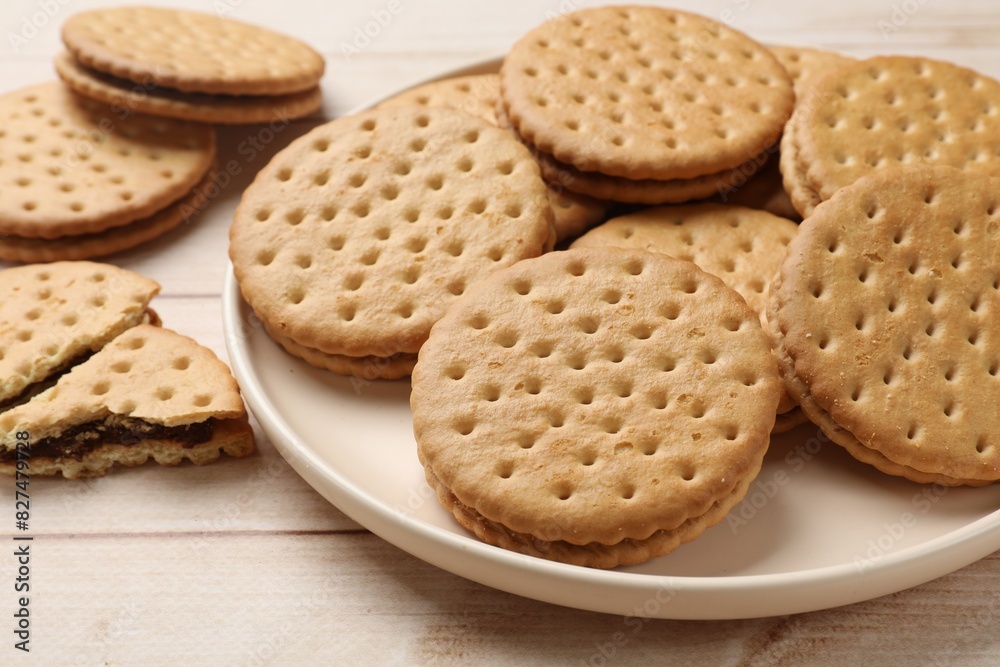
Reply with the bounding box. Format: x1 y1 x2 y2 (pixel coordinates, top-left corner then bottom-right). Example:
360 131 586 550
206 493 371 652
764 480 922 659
2 0 999 663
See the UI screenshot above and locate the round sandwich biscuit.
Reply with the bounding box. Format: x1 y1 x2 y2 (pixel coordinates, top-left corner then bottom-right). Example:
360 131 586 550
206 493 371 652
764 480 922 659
413 248 783 568
230 106 553 375
0 82 215 240
769 165 1000 485
788 56 1000 214
500 6 793 182
61 6 324 96
54 52 322 125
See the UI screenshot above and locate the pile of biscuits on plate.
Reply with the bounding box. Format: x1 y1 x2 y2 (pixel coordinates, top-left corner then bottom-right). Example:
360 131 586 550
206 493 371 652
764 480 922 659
2 3 998 567
0 7 329 477
230 4 1000 568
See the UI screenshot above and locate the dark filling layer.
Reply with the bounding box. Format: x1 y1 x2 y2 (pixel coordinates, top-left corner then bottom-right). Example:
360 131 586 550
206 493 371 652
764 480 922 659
1 417 216 462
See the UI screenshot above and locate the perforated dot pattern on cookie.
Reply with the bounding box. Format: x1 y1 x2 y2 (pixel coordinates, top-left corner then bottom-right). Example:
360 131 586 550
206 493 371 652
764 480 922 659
500 6 793 180
572 203 797 317
230 107 552 359
62 7 324 95
770 45 856 102
0 325 247 445
793 56 1000 203
412 248 781 546
0 169 216 263
0 82 214 239
0 262 159 404
771 165 1000 482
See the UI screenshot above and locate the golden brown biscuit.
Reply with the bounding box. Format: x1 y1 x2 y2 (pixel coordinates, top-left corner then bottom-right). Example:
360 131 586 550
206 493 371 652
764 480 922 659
230 107 553 376
501 6 793 181
0 82 214 239
413 248 782 567
62 6 324 96
0 325 253 479
769 165 1000 485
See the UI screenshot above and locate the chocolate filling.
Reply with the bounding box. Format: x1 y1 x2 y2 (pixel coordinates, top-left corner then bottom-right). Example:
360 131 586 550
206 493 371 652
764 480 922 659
1 417 217 462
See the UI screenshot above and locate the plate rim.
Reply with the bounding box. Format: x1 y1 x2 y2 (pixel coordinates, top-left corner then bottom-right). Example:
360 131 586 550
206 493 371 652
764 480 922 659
222 55 1000 619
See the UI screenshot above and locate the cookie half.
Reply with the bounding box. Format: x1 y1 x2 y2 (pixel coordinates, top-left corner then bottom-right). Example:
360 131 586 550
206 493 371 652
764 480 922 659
413 248 782 567
769 165 1000 485
0 262 159 410
0 325 253 478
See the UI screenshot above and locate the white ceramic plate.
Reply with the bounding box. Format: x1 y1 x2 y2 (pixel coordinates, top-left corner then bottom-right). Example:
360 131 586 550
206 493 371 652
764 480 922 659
222 58 1000 620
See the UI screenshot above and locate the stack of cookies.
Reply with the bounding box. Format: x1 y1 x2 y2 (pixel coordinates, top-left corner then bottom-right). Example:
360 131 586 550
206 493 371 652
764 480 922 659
497 6 794 205
0 262 254 478
0 6 327 263
56 6 325 125
412 248 783 568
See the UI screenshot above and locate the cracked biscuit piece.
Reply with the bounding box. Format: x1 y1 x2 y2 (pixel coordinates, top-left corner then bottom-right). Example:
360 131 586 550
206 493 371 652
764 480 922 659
0 325 253 478
0 262 160 411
